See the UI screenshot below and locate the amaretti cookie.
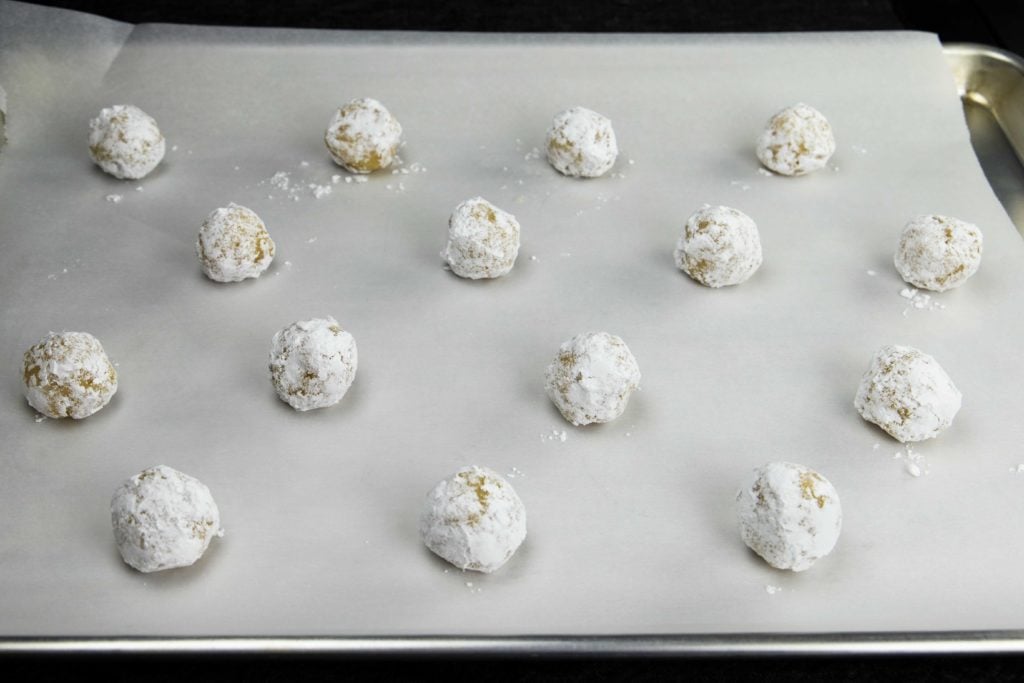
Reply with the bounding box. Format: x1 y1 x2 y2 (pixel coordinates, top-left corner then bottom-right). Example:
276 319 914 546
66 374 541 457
854 344 961 443
22 331 117 419
196 203 275 282
894 214 983 292
736 462 842 572
269 316 357 411
546 106 618 178
756 103 835 176
324 97 402 173
420 465 526 573
442 197 520 279
674 204 762 288
88 105 165 180
544 331 641 426
110 465 223 573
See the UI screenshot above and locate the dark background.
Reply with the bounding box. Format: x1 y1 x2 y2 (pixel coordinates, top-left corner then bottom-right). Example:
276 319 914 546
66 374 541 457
11 0 1024 680
14 0 1024 57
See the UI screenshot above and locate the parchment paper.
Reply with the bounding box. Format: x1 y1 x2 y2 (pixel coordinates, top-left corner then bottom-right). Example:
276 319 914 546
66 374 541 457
2 0 1024 638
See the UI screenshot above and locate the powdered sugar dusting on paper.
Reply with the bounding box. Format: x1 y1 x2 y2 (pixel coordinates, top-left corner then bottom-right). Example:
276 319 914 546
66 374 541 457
891 445 929 477
541 428 568 443
259 155 425 201
899 287 946 314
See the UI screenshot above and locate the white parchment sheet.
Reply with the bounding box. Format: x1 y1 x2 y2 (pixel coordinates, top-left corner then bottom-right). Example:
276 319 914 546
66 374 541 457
2 1 1024 638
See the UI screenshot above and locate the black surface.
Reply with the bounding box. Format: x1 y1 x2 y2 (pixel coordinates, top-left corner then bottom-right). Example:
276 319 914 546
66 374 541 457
8 0 1024 679
7 652 1024 681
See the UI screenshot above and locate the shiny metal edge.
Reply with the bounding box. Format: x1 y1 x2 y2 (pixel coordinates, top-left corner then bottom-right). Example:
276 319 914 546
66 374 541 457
3 631 1024 656
944 42 1024 167
3 42 1024 660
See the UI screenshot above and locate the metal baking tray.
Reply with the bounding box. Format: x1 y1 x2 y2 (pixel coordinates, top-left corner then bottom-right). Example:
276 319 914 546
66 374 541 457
2 7 1024 654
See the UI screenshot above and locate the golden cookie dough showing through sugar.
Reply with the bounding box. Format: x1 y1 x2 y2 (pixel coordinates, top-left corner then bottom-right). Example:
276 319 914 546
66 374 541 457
196 203 276 283
88 105 165 180
544 331 641 426
545 106 618 178
895 214 984 292
22 331 117 419
736 462 842 572
674 204 763 288
854 344 962 443
110 465 223 573
756 103 835 176
419 465 527 573
324 97 402 174
442 197 521 279
269 316 358 411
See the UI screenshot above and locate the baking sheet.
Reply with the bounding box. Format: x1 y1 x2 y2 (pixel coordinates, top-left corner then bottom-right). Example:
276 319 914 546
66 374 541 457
2 1 1024 642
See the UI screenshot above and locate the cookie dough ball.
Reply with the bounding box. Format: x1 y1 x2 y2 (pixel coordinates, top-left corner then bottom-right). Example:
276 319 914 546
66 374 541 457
674 204 762 288
442 197 521 279
324 97 402 173
196 203 275 282
736 462 842 572
269 316 357 411
22 331 117 419
88 105 165 180
419 465 527 573
110 465 223 573
546 106 618 178
544 331 641 426
854 345 961 443
756 103 835 176
894 214 983 292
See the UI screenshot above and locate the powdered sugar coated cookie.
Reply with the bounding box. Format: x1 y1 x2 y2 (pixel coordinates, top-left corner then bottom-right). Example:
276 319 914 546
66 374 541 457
196 203 275 282
736 462 842 572
420 465 527 573
894 214 983 292
22 331 117 419
756 103 835 176
324 97 402 173
674 204 762 288
544 331 641 426
442 197 520 279
88 105 165 179
854 344 961 443
546 106 618 178
269 316 358 411
110 465 223 573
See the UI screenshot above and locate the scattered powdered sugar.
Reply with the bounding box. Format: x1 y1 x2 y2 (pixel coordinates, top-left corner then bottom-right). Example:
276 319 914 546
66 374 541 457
866 269 877 276
730 180 751 191
506 466 526 480
765 585 783 595
105 194 123 203
33 414 47 423
756 167 774 177
540 428 568 443
1010 464 1024 474
851 144 869 155
899 287 946 314
892 445 929 477
260 156 420 201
